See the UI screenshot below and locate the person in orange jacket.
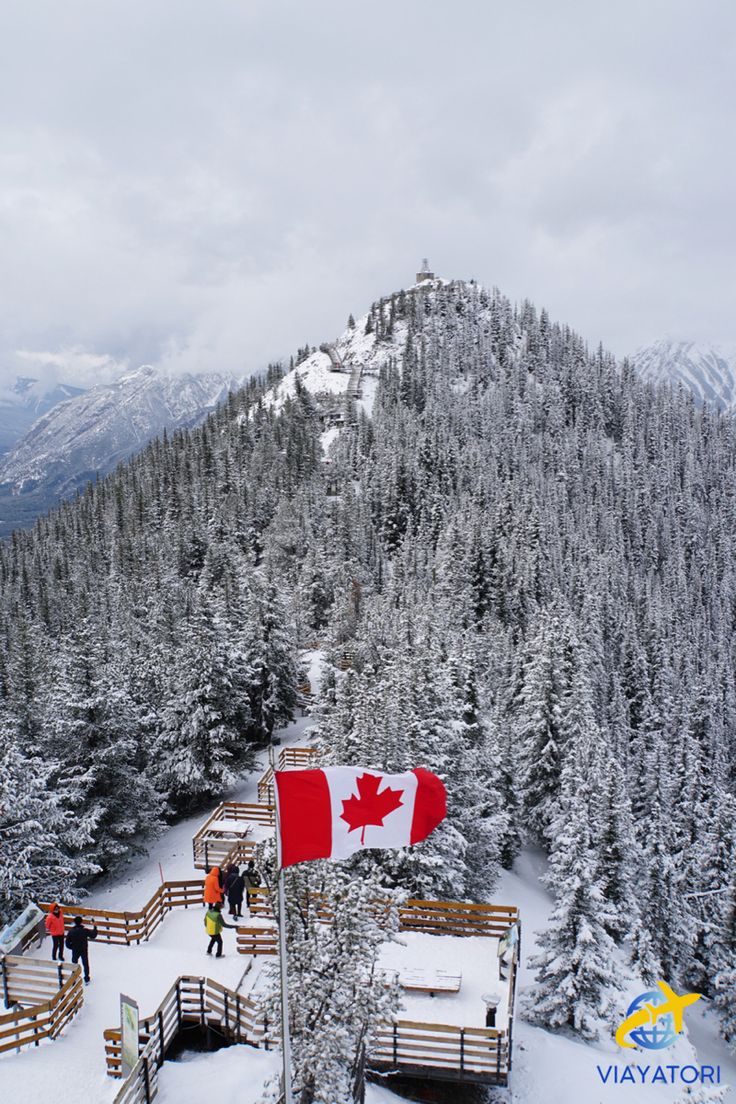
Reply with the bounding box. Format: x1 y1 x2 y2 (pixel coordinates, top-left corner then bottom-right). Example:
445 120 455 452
45 903 66 961
203 866 223 908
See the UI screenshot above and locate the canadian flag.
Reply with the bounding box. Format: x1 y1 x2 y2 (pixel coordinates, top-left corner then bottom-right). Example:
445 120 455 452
274 767 447 868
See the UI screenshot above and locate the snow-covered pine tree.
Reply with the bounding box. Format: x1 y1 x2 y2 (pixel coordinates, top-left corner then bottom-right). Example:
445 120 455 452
258 846 400 1104
526 675 619 1040
515 609 575 841
0 705 92 923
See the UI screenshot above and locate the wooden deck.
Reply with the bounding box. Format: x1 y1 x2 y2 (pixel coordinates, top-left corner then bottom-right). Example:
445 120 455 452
40 881 273 949
191 801 273 871
239 896 521 1088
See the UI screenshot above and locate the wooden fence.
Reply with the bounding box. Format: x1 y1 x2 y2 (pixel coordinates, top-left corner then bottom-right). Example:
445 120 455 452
369 1020 510 1085
277 746 319 770
233 896 520 958
0 956 83 1055
40 881 274 954
257 766 275 805
235 926 278 957
104 974 272 1102
40 880 205 946
398 900 520 938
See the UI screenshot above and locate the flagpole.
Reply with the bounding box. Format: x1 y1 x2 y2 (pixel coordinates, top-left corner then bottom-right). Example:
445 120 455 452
271 746 294 1104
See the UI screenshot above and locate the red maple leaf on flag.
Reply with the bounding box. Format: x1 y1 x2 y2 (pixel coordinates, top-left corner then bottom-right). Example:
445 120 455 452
340 773 404 844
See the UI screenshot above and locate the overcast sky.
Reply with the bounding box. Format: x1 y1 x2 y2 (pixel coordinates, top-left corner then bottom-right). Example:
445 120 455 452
1 0 734 389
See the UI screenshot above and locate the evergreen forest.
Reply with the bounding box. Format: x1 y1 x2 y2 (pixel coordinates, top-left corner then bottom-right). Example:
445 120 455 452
1 279 735 1059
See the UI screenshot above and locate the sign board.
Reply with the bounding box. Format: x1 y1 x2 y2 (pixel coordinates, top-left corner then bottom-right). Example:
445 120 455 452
0 903 44 957
120 993 140 1077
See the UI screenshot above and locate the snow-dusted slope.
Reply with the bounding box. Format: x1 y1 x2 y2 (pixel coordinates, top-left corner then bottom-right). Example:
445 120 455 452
632 339 736 408
265 312 404 422
0 365 238 495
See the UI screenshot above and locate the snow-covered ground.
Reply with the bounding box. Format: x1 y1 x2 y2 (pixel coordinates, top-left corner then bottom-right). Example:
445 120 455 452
376 931 510 1030
156 1044 407 1104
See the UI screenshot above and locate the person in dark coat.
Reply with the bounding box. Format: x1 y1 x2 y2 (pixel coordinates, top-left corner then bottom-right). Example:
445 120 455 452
65 916 98 983
227 870 245 919
222 863 238 900
243 860 261 910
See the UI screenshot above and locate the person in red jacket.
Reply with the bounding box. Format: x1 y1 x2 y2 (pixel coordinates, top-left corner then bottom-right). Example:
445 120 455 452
45 903 66 961
203 866 223 908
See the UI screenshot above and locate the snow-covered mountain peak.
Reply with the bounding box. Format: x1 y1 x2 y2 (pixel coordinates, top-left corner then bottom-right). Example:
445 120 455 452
264 277 481 426
632 338 736 408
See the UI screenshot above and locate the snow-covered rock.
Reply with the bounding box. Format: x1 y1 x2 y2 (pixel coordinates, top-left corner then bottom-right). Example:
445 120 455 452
632 338 736 409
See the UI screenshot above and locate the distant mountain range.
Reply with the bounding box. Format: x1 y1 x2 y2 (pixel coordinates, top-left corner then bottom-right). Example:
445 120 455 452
0 365 240 537
0 377 87 456
631 339 736 409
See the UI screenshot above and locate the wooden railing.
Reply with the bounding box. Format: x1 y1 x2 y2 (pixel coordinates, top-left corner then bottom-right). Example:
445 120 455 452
369 1020 510 1084
398 900 520 938
104 975 272 1102
41 881 275 954
277 746 318 770
235 926 278 957
0 956 83 1055
40 880 205 946
257 766 275 805
231 895 521 943
336 649 355 671
192 801 274 871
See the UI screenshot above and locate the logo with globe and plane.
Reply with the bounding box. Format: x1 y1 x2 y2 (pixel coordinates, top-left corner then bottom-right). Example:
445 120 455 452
616 981 701 1050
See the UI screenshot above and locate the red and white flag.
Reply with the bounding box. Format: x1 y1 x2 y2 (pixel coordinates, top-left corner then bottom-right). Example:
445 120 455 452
274 766 447 868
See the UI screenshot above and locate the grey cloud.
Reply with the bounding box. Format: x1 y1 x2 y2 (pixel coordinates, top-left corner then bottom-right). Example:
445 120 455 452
0 0 734 388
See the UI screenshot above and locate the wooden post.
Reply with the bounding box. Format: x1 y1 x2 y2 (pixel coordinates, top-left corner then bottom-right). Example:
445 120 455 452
158 1009 165 1067
142 1055 151 1104
1 957 9 1009
459 1027 465 1071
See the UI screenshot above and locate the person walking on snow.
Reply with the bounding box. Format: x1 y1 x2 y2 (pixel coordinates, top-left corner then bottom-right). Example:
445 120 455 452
204 903 235 958
227 869 245 919
203 865 223 908
222 863 238 899
45 903 65 961
65 916 98 983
